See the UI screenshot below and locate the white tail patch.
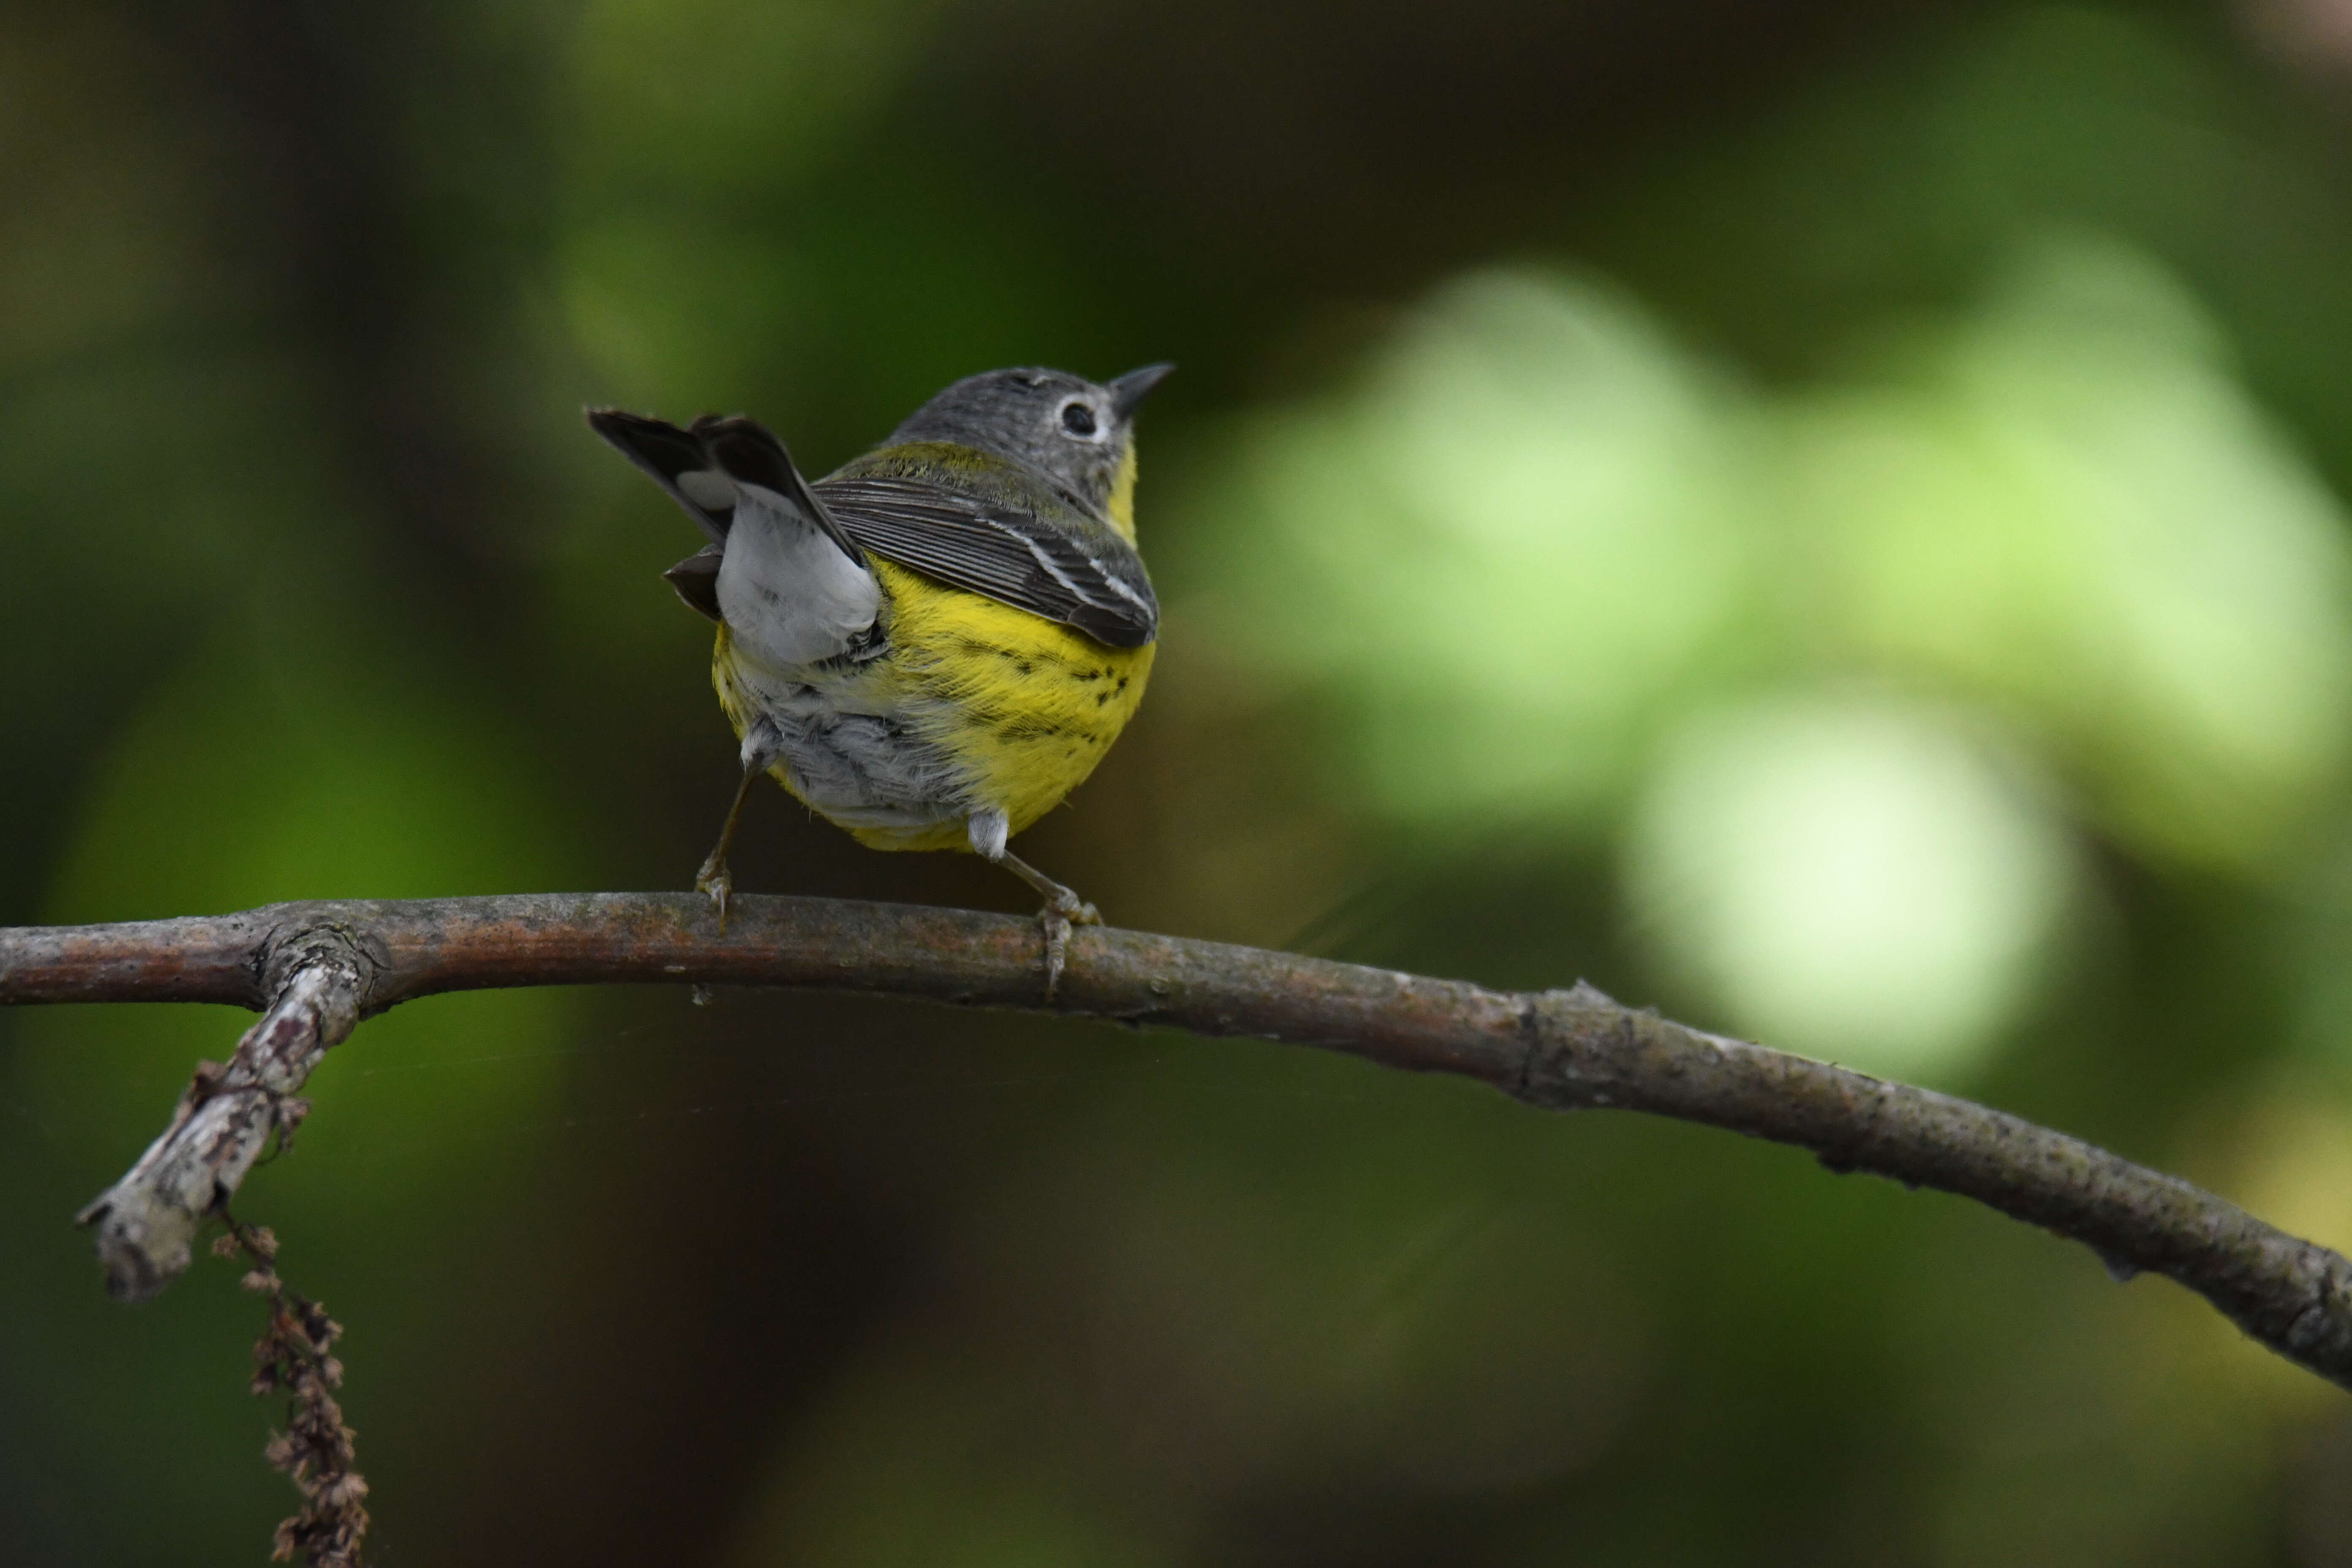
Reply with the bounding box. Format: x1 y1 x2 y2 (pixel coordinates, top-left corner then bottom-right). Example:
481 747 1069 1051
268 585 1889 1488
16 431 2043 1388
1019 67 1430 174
677 468 738 510
716 486 881 670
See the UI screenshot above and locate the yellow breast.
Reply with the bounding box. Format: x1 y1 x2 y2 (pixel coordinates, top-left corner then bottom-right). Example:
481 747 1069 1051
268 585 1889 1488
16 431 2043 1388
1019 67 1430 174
863 558 1153 849
711 559 1153 854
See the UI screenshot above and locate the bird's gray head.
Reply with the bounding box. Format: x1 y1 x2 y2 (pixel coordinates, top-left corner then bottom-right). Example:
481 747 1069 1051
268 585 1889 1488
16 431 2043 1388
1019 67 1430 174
886 364 1173 522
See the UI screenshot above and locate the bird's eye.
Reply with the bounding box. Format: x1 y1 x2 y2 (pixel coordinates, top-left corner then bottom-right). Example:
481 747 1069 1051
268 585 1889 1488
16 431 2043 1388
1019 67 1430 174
1061 400 1098 437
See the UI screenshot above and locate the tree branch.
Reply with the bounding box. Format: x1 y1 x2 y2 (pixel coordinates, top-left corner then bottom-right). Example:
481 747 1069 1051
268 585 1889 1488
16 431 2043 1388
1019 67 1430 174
8 892 2351 1391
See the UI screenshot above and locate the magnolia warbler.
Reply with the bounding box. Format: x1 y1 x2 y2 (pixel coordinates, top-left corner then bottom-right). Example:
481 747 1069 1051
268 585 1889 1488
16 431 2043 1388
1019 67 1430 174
588 364 1171 988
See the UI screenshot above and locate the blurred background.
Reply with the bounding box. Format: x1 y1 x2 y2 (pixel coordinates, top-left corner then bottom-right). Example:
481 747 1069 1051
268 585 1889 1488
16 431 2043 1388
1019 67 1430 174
11 0 2352 1560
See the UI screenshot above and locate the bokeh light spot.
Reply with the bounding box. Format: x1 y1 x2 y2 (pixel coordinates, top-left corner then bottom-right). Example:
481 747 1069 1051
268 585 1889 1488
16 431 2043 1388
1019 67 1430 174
1624 696 2073 1079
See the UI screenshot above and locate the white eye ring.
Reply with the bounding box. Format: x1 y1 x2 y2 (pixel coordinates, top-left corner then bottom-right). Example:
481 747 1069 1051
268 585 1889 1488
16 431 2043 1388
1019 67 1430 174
1060 400 1102 440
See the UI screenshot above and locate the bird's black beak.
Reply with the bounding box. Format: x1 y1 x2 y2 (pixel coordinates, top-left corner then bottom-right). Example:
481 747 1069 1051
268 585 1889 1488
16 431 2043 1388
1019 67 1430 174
1108 362 1175 420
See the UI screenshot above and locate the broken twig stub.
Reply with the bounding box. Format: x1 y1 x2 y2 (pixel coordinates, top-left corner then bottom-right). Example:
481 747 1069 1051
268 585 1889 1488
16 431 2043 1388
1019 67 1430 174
74 926 372 1301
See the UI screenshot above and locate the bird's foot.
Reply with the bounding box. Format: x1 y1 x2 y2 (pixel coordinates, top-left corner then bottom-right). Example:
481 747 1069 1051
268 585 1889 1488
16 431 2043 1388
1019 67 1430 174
694 854 735 933
1035 890 1100 1001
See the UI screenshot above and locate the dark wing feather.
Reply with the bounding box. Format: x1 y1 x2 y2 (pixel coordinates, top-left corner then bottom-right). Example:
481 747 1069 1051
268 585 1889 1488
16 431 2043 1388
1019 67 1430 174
817 475 1159 648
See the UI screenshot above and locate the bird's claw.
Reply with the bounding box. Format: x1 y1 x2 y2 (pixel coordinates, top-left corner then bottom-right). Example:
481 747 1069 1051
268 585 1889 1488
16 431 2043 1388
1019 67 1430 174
1040 908 1069 999
695 856 734 934
1036 893 1099 1000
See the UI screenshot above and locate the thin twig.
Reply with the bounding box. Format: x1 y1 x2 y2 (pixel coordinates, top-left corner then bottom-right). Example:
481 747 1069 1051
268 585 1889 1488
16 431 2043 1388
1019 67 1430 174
5 892 2350 1389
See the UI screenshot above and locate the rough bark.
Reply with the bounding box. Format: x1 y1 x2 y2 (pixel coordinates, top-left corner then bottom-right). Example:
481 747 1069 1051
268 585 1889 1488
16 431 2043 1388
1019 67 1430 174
8 892 2349 1388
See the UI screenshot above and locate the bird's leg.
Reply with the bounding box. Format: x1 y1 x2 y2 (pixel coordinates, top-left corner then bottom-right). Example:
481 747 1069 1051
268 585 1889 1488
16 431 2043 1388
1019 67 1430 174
697 719 783 931
968 809 1098 998
693 771 756 928
1003 851 1101 1001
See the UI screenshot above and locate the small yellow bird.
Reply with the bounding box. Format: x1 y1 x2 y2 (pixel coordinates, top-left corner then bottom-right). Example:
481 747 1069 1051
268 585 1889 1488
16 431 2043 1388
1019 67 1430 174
588 364 1170 988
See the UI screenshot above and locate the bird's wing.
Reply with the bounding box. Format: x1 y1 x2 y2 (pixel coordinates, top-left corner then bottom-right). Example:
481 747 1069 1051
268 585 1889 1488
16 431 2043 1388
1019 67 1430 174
815 474 1159 649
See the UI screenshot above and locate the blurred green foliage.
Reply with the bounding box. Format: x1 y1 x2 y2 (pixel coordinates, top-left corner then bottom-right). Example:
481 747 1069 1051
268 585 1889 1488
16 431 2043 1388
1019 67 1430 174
9 0 2352 1563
